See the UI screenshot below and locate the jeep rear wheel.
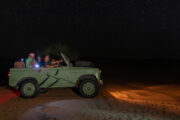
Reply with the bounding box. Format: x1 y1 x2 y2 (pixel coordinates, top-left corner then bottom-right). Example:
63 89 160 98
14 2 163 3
78 79 99 98
19 79 39 98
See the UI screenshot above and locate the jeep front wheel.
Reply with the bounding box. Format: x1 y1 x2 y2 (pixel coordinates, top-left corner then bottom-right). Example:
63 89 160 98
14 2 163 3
78 79 99 98
19 79 39 98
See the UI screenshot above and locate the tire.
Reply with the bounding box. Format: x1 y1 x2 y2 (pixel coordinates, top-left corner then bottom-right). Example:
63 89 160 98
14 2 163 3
78 79 99 98
19 79 39 98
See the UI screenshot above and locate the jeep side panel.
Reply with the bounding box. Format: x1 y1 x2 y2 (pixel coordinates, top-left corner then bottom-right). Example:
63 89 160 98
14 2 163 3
9 67 100 89
43 67 73 88
9 68 47 87
68 67 100 84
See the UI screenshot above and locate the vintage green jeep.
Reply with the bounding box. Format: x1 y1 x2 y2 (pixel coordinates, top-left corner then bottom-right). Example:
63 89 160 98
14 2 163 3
9 53 103 98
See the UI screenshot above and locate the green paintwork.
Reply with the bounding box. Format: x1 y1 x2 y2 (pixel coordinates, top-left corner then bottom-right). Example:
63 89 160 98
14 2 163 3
82 82 95 95
9 53 102 89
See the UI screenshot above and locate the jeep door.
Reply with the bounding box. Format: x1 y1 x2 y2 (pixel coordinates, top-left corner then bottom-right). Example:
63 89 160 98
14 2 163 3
40 67 68 88
42 67 74 88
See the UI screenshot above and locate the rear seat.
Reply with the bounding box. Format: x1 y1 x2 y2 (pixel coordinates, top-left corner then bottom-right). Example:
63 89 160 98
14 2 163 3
14 61 25 68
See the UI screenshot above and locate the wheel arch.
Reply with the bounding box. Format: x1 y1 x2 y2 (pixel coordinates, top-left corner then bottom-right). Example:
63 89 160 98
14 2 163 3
16 77 38 88
75 74 97 87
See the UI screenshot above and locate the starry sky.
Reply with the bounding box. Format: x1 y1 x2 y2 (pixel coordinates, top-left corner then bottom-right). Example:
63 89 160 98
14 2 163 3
1 0 180 59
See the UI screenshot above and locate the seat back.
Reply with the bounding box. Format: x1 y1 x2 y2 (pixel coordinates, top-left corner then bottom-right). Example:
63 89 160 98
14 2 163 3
14 61 25 68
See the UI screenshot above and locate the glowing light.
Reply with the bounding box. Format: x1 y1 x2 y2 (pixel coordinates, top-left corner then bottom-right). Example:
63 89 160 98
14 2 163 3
8 72 10 77
0 89 19 104
21 58 24 62
109 91 129 100
35 64 39 68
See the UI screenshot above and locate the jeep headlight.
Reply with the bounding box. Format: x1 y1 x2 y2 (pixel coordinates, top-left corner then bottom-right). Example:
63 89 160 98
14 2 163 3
99 69 102 74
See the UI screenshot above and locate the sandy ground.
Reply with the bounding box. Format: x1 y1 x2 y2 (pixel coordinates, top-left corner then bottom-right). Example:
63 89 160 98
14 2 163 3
0 83 180 120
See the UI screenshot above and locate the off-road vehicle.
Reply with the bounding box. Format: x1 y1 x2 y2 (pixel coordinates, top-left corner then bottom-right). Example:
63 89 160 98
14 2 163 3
9 53 103 98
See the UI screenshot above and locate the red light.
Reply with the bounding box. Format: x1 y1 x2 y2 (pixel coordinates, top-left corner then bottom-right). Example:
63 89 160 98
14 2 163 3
0 89 19 104
8 72 10 77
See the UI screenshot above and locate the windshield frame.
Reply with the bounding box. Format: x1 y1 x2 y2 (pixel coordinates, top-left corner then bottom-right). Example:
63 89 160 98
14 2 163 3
61 53 70 66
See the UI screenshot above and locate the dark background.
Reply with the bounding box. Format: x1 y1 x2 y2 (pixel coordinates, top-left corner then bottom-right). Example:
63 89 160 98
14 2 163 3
1 0 180 85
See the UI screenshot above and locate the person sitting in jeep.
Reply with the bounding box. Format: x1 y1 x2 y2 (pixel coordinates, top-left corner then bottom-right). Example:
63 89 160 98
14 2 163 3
43 55 63 68
25 52 37 68
36 55 43 67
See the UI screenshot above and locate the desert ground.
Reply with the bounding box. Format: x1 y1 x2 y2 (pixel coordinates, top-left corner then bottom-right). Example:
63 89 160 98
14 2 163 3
0 66 180 120
0 83 180 120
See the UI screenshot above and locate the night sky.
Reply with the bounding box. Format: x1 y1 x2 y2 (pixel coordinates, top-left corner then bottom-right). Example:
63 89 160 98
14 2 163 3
1 0 180 59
